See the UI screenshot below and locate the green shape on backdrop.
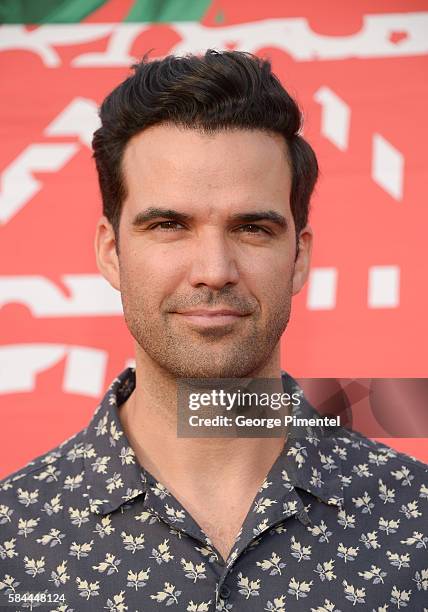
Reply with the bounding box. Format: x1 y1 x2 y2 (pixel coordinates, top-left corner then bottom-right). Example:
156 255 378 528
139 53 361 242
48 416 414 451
124 0 212 22
0 0 212 24
0 0 105 23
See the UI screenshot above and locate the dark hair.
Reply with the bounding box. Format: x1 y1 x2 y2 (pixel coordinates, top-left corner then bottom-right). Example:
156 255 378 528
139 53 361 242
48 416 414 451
92 49 318 251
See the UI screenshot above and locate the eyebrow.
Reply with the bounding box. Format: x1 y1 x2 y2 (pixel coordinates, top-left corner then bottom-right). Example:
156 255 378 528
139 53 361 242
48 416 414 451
131 207 288 230
132 208 192 227
230 210 288 229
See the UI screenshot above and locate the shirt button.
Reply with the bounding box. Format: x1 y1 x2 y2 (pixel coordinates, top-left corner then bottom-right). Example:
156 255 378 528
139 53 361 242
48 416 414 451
219 585 231 599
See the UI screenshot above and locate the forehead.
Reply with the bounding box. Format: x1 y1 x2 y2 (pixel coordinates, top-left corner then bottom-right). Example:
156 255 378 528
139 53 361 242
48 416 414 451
121 124 292 214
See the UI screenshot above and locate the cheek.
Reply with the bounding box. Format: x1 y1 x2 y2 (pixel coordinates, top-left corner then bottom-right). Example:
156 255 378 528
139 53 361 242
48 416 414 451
121 250 186 302
239 254 294 316
241 249 294 284
271 251 296 292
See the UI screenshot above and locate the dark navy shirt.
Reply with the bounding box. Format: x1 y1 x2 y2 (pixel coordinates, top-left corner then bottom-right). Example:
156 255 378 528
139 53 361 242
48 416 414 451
0 367 427 611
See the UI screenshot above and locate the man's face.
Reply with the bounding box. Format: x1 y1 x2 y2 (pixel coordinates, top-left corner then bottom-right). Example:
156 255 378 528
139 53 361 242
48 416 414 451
97 125 312 378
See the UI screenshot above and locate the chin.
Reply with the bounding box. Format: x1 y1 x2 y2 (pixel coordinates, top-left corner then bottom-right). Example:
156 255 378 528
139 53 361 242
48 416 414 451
167 358 260 380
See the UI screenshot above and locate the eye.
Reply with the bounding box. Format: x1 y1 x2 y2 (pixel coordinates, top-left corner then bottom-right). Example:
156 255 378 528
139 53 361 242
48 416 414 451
150 221 184 231
236 224 271 235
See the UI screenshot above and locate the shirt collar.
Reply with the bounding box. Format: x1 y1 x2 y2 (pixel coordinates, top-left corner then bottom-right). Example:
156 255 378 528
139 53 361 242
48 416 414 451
280 371 345 509
82 369 148 515
82 367 344 516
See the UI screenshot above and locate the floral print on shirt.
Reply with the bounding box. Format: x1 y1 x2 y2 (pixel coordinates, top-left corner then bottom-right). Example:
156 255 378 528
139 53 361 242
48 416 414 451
0 367 427 611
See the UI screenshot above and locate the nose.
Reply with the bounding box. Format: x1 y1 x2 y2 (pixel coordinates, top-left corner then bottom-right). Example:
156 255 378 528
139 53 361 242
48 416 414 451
187 229 239 290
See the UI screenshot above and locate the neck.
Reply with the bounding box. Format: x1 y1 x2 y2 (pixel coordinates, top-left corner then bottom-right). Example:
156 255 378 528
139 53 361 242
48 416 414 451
118 342 288 499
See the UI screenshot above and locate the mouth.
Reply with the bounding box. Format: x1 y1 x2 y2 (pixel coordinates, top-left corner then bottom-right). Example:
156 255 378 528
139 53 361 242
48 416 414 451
172 309 250 328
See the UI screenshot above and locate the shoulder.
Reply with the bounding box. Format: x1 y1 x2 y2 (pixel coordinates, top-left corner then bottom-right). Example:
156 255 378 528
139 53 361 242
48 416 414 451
334 427 427 473
0 426 90 523
330 426 428 507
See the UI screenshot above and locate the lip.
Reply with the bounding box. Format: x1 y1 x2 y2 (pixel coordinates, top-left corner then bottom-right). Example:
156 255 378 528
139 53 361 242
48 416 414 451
173 309 249 327
175 309 245 316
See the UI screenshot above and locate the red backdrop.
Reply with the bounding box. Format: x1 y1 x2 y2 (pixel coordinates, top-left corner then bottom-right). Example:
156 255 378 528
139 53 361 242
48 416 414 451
1 0 428 477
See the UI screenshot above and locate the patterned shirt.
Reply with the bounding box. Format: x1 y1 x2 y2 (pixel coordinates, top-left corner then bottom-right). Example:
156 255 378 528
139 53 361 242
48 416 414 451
0 367 427 612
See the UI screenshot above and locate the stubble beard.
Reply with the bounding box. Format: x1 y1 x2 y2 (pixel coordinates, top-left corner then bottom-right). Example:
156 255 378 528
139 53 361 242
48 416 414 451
121 281 293 380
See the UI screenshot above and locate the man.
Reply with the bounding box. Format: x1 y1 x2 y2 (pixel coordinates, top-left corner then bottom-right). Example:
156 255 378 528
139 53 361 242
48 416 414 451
0 50 426 612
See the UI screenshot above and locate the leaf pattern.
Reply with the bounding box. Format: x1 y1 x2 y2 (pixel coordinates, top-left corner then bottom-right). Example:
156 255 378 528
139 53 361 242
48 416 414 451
0 367 426 610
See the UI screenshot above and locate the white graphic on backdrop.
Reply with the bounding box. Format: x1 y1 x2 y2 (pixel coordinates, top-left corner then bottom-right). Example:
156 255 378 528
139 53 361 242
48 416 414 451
368 266 400 308
0 98 99 224
63 347 108 396
0 144 78 224
0 275 122 317
314 87 350 151
307 268 338 310
0 24 113 67
0 13 427 68
372 134 404 200
0 344 108 396
45 98 100 147
314 88 404 201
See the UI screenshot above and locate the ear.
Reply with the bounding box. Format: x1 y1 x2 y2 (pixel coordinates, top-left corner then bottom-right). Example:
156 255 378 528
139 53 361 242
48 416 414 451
292 224 313 295
94 216 120 292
